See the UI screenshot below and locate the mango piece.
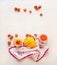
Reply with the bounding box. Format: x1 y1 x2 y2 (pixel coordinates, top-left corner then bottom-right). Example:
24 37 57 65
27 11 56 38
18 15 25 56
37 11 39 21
24 37 36 48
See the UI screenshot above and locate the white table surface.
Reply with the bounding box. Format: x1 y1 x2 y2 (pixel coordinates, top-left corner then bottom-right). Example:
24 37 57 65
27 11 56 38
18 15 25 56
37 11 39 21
0 0 57 65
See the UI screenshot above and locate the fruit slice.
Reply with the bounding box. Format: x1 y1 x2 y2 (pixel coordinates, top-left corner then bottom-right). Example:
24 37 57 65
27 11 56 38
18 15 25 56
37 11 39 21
14 38 22 47
40 34 47 41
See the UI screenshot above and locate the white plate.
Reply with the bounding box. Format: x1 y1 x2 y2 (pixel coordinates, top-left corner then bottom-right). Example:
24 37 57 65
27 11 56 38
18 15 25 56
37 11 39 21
0 0 57 65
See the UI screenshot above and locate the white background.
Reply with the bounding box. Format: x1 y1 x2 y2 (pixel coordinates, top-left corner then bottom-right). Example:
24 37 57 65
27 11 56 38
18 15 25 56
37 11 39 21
0 0 57 65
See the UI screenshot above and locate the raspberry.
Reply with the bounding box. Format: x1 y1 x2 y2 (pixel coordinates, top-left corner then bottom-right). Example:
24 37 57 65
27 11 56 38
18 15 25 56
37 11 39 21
23 8 27 12
40 13 43 16
15 34 18 37
7 41 11 46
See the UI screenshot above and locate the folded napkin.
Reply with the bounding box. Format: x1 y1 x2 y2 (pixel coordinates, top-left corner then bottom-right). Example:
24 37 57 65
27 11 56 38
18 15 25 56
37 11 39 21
9 45 49 62
30 45 49 62
9 46 40 60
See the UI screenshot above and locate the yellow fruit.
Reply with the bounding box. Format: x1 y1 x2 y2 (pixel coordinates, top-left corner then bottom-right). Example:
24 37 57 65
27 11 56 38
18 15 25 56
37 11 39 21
14 38 22 47
24 37 36 48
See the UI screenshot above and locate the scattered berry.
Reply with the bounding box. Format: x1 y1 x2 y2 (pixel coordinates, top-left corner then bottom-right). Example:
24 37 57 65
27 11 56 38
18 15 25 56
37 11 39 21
14 7 17 11
34 5 42 11
38 5 42 9
40 13 43 16
23 8 27 12
14 7 20 12
8 34 11 37
17 8 20 12
15 34 18 37
34 34 37 37
34 5 38 11
26 34 32 37
39 45 43 48
26 34 29 37
29 10 32 14
7 41 11 46
10 35 13 40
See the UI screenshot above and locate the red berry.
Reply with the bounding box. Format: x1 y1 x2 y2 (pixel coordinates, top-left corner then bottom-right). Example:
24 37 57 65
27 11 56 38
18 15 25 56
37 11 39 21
10 35 13 40
14 7 17 11
7 41 11 46
34 5 38 11
34 34 37 37
17 8 20 12
15 34 18 37
38 5 42 9
29 10 32 14
40 13 43 16
8 34 11 37
34 5 42 11
26 34 29 37
26 34 32 37
16 40 20 45
23 8 27 12
14 7 20 12
39 45 43 48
